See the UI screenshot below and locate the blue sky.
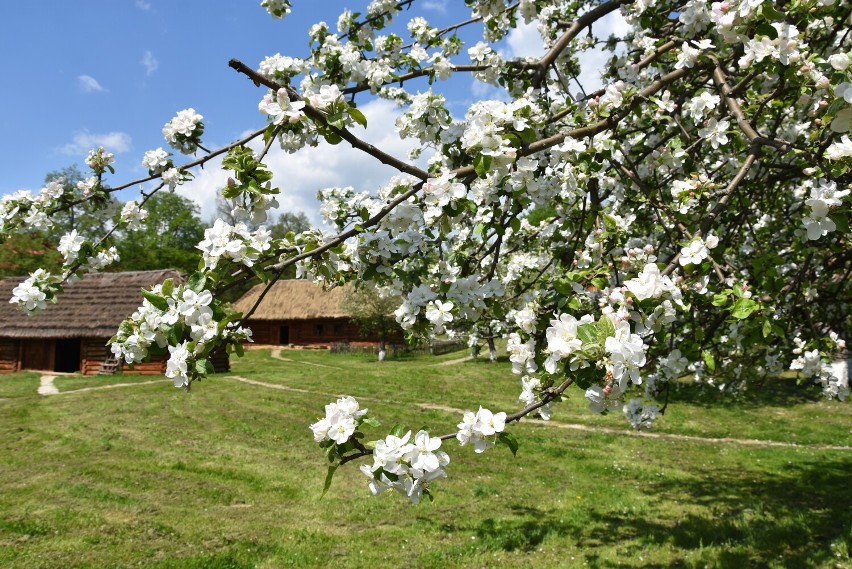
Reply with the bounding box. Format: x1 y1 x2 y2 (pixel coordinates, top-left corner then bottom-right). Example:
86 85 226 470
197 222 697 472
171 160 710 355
1 1 621 224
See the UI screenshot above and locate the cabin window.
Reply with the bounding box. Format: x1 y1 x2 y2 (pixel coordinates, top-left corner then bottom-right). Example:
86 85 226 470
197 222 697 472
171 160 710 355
334 324 345 336
314 324 324 336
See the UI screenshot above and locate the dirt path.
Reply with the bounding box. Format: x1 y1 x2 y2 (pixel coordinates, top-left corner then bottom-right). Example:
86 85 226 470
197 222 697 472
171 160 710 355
37 375 59 396
428 355 474 366
225 375 851 452
33 366 851 452
270 348 342 369
37 374 169 396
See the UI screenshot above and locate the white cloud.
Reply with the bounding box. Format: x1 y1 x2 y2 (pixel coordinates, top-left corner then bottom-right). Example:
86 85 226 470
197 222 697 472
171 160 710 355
135 0 151 10
179 99 420 226
574 11 630 96
507 19 543 58
422 0 448 13
60 131 132 156
141 50 159 76
77 75 105 93
502 10 629 97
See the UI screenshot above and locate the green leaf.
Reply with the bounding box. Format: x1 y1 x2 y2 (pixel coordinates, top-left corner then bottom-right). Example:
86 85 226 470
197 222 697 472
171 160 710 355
830 213 849 234
347 107 367 128
321 464 338 498
166 323 184 346
252 265 270 283
361 416 380 428
503 133 522 149
187 272 207 293
702 349 716 372
118 321 134 336
389 423 408 438
234 342 245 358
221 184 242 199
323 130 343 145
195 358 210 375
731 298 758 320
761 4 786 20
755 22 778 39
596 315 615 340
573 367 598 390
140 289 169 311
497 431 519 457
577 323 598 345
423 487 435 503
327 112 345 129
762 318 772 338
161 278 174 298
553 279 576 297
263 124 276 144
474 154 492 179
518 128 537 144
712 293 728 306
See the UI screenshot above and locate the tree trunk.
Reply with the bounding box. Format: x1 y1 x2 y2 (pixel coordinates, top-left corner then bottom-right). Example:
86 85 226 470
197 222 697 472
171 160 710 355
488 336 497 362
378 338 387 362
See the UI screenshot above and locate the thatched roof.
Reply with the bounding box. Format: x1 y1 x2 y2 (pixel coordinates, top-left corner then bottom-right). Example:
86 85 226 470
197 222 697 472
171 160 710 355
0 269 181 339
233 279 349 321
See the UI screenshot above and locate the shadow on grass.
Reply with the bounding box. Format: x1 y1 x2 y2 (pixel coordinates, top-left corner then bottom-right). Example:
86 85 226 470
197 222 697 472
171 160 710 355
436 457 851 568
615 455 852 568
663 374 824 409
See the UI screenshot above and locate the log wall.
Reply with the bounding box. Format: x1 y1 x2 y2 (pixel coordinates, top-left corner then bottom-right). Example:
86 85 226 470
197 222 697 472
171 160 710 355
244 318 397 346
0 339 19 373
81 339 111 375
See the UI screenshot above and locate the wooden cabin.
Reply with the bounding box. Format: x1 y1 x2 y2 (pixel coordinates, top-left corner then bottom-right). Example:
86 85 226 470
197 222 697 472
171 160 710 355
233 280 401 347
0 269 228 375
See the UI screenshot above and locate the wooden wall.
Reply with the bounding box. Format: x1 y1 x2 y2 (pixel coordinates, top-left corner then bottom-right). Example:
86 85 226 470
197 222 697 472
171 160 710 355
245 318 396 346
0 340 19 373
0 338 221 376
81 339 110 375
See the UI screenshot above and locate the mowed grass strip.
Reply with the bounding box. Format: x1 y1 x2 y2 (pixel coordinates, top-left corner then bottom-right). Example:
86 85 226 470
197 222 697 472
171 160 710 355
0 349 848 568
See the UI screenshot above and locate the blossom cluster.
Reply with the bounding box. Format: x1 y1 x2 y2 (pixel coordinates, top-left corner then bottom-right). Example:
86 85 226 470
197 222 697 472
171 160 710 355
142 148 171 175
9 269 56 314
310 395 368 444
85 146 115 174
120 200 149 231
456 406 507 453
110 280 252 387
0 179 66 233
360 429 449 504
801 179 849 241
196 219 273 271
162 108 204 154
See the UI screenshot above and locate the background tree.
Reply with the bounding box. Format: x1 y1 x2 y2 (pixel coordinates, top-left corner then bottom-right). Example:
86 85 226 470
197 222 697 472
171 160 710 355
269 211 310 240
114 192 206 275
340 285 403 361
0 232 62 278
44 166 120 241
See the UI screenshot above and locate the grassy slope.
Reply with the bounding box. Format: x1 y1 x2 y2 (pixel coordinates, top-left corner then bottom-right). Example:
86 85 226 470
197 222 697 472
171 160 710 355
0 349 849 568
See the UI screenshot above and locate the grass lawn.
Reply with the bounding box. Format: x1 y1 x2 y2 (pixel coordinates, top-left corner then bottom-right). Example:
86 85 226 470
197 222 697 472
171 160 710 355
0 348 849 568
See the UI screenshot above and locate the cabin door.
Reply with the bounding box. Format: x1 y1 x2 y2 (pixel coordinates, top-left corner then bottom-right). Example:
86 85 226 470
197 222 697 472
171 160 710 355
279 325 290 345
21 340 54 371
54 339 81 373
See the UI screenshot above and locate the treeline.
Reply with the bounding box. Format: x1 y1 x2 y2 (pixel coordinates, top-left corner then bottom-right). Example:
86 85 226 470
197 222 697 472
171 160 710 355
0 166 310 279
